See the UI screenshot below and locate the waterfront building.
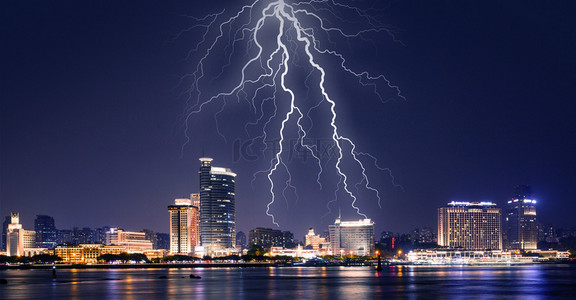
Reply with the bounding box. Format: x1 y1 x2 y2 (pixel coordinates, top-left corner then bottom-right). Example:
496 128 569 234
168 198 198 255
505 185 538 250
7 213 36 256
34 215 58 249
54 244 126 264
105 228 153 251
199 158 237 255
329 218 375 256
438 201 502 250
269 245 322 259
305 228 330 250
406 249 570 264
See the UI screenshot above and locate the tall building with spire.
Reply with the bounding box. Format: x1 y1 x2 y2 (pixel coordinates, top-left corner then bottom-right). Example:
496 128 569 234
199 158 237 255
505 185 538 250
7 213 36 256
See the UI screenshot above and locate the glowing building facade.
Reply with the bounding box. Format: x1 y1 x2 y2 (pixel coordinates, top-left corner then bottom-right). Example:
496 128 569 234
6 213 36 256
505 185 538 250
199 158 236 255
438 202 502 250
168 198 198 255
54 244 126 264
305 228 330 250
329 218 374 256
105 228 153 252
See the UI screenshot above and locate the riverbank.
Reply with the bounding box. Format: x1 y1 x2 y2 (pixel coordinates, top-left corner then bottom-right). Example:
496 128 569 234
0 262 273 270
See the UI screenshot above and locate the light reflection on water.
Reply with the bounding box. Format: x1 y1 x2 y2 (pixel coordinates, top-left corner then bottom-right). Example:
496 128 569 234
1 265 576 299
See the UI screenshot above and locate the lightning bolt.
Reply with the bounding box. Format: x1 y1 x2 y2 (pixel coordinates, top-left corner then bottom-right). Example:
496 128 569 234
183 0 403 226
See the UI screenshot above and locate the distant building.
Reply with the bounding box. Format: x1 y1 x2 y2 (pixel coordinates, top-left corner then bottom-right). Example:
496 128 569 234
190 193 200 210
156 233 170 250
505 185 538 250
305 228 330 250
94 227 111 245
57 229 74 245
329 218 374 256
438 201 502 250
379 231 395 249
34 215 58 249
141 229 158 249
236 231 247 249
75 227 95 244
247 228 295 250
249 227 283 250
1 216 10 251
199 158 237 255
105 228 153 251
411 227 436 245
168 198 198 255
283 231 296 248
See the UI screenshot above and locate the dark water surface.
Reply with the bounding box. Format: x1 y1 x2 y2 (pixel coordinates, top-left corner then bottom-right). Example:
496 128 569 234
1 264 575 299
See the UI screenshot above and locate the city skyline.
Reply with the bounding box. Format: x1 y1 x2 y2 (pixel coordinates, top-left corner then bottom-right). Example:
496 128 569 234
2 1 576 238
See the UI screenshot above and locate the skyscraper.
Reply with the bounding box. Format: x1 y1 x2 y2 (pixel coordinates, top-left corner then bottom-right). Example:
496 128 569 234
199 158 237 255
1 216 10 251
329 218 374 256
505 185 538 250
34 215 58 249
168 198 198 255
438 201 502 250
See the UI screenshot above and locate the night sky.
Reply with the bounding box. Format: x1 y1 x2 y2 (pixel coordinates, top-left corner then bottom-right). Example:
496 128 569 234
2 1 575 239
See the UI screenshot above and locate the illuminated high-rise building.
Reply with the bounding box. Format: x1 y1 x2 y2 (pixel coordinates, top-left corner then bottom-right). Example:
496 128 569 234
168 198 198 255
199 158 236 255
438 201 502 250
505 185 538 250
329 218 374 256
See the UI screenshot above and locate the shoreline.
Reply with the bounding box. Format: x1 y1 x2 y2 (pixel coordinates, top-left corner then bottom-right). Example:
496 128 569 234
0 262 273 270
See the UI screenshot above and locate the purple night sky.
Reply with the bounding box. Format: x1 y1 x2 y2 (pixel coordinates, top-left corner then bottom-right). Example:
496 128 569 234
1 0 575 239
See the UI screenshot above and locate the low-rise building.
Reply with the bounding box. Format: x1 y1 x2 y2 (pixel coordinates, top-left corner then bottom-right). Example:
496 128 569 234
54 244 126 264
106 228 153 251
